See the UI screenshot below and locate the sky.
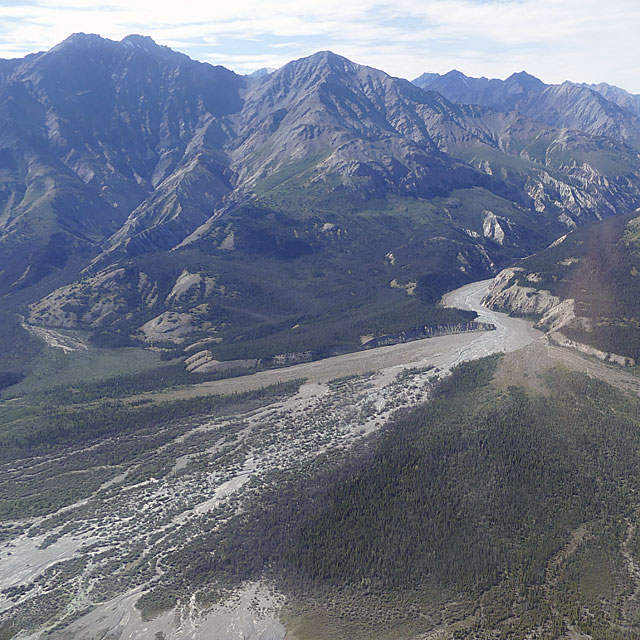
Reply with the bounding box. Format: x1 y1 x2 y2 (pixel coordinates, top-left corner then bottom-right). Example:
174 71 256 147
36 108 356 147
0 0 639 93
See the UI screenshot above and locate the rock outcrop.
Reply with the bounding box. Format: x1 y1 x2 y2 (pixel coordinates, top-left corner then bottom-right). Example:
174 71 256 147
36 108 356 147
482 268 572 322
484 267 635 365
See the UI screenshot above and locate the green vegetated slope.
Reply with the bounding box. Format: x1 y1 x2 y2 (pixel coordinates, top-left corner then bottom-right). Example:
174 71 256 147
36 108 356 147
174 180 539 359
505 211 640 360
35 181 534 363
138 355 640 639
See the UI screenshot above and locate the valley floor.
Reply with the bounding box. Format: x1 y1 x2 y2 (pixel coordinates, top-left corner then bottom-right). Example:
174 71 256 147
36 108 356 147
3 279 640 639
131 278 539 402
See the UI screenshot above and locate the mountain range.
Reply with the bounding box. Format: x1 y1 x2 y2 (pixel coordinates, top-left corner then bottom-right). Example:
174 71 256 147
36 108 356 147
413 69 640 142
3 34 640 370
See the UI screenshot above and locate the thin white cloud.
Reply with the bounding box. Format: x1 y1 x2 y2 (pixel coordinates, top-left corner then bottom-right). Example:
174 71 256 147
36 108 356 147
0 0 638 92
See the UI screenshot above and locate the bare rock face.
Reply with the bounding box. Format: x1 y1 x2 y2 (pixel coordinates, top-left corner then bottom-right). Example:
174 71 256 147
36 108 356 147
483 266 577 340
483 266 636 366
482 268 571 320
536 298 578 333
138 311 197 343
482 211 505 245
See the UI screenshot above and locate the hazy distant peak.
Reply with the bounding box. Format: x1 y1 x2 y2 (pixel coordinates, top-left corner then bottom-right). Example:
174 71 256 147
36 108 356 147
247 67 275 79
51 32 110 52
264 49 363 90
121 34 159 50
579 81 640 117
288 50 360 74
50 32 164 58
44 32 190 67
119 34 191 62
61 32 104 44
507 70 539 79
587 81 640 99
412 65 640 140
412 71 439 84
304 50 346 63
505 70 544 90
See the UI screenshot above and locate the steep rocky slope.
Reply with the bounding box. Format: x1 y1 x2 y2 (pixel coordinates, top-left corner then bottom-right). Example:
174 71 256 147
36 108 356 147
0 33 243 293
484 210 640 364
582 81 640 118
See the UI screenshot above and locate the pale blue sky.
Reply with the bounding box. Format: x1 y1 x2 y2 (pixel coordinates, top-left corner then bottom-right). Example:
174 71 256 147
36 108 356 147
1 0 639 93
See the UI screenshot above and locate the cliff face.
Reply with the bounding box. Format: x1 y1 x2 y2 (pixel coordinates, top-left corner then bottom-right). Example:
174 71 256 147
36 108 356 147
482 268 572 324
483 267 635 366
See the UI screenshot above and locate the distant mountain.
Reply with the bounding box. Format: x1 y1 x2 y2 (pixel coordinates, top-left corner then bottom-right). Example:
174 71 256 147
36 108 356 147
3 36 640 366
0 33 243 294
580 81 640 118
413 69 545 113
247 67 275 79
227 51 502 199
413 70 640 142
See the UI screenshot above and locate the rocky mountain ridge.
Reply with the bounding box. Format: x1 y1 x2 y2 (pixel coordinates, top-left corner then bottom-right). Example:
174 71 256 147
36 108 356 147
413 69 640 142
0 33 245 294
580 81 640 118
